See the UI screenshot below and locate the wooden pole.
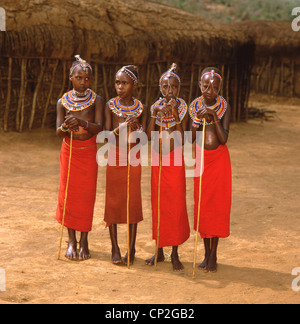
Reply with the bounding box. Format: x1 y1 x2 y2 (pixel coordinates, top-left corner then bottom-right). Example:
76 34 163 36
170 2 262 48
57 60 67 100
29 58 46 130
93 63 98 93
291 60 295 97
58 132 73 260
42 60 58 128
102 65 109 101
145 64 151 109
193 119 206 278
16 59 27 132
126 126 131 269
154 114 163 268
280 61 284 96
19 59 28 133
188 64 195 105
4 58 12 132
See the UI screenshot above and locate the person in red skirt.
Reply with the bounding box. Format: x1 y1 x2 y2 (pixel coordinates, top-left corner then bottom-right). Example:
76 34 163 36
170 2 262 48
146 64 190 271
189 67 232 273
104 65 147 265
56 55 105 260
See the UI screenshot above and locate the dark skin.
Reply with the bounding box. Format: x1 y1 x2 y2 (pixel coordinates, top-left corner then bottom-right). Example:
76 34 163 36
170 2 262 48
145 76 189 272
104 71 147 265
191 74 231 272
56 66 105 260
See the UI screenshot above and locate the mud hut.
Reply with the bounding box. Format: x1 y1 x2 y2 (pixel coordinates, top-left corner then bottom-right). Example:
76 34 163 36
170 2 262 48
232 20 300 98
0 0 254 132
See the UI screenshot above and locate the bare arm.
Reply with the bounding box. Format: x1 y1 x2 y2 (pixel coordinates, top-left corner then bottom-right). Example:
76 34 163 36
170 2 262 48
214 104 231 145
56 99 68 138
85 95 105 134
147 104 159 140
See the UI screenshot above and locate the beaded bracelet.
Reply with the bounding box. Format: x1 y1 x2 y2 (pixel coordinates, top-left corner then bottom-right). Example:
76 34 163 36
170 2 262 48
83 120 89 130
60 124 68 132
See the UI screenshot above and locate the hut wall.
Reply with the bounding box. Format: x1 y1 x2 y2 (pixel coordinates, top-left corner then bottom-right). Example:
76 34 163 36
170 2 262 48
0 55 253 132
250 57 300 97
0 0 255 132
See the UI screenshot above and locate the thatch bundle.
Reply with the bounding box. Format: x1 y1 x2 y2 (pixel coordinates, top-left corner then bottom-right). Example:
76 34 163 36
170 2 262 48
232 20 300 97
0 0 254 131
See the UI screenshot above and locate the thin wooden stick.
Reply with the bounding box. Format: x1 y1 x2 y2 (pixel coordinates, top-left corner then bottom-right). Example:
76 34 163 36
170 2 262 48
291 60 295 97
16 59 27 132
154 114 163 267
4 57 12 132
102 65 109 101
126 126 131 269
93 63 98 93
145 64 151 109
193 119 206 278
57 60 67 101
188 64 194 104
29 58 46 130
42 60 58 128
58 132 73 260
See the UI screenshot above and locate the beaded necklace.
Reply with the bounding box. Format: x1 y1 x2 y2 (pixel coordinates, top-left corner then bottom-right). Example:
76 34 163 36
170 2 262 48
151 98 187 130
189 95 227 127
62 89 96 112
108 96 144 118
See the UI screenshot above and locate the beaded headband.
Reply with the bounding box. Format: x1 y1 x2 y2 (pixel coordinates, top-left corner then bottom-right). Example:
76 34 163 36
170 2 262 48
159 63 181 85
201 69 222 95
70 55 93 75
159 63 181 98
201 70 222 82
118 66 138 84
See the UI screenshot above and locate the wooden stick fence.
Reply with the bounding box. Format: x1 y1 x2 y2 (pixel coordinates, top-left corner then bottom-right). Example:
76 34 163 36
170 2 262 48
0 58 254 132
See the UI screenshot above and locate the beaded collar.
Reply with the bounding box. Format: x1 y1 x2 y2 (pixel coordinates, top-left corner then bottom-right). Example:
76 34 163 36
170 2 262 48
108 97 144 118
189 95 227 127
62 89 96 112
151 98 187 130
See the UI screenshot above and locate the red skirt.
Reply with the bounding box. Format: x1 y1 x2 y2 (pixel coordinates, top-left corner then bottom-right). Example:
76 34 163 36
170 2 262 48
104 145 143 225
151 147 190 248
56 135 98 232
194 144 232 238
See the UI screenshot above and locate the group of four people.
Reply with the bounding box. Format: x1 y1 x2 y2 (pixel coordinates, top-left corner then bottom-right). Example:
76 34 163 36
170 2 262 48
56 56 232 273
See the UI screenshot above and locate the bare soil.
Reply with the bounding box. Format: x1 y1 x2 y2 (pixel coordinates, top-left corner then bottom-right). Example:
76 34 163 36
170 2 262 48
0 94 299 304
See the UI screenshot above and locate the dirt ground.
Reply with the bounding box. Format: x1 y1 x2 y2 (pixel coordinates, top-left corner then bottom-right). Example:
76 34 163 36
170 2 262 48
0 94 299 304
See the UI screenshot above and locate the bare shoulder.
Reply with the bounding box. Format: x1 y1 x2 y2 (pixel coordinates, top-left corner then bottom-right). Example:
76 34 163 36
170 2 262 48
57 98 64 110
95 95 105 110
96 94 105 104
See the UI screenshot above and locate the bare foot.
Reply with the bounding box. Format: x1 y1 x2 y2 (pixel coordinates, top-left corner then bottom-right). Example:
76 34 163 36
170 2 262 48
123 249 136 266
65 239 77 260
111 247 122 264
78 238 91 261
145 249 165 266
207 253 217 273
198 257 208 270
171 253 184 272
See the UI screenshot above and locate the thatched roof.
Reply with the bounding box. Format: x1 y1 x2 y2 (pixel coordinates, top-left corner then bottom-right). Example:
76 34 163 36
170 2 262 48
231 20 300 60
0 0 251 64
